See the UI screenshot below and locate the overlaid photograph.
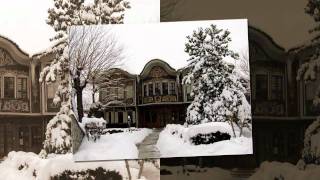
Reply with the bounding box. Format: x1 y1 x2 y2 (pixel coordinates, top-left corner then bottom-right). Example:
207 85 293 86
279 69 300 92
70 19 253 161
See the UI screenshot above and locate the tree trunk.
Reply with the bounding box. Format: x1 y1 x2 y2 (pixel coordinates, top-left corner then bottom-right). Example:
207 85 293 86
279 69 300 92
230 118 236 138
125 160 131 180
137 160 144 179
92 77 96 103
74 69 85 123
76 88 84 122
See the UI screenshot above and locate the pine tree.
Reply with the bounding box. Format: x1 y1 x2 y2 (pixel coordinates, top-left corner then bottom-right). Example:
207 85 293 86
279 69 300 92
183 24 251 136
37 0 130 156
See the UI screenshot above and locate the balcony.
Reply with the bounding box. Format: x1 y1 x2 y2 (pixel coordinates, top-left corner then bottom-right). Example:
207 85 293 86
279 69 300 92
253 100 285 116
0 99 30 113
143 95 177 104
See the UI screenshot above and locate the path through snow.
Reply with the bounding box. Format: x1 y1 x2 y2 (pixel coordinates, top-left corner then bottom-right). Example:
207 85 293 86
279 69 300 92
138 129 162 159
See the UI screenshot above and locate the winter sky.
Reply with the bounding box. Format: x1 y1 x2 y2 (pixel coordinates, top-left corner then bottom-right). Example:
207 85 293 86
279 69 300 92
88 19 249 74
0 0 160 55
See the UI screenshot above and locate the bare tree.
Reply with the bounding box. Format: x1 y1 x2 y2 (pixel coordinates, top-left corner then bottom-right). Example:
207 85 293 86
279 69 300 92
69 26 124 122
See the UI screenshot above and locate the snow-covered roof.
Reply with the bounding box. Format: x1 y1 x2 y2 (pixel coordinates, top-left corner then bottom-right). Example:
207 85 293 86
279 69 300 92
248 26 287 62
103 67 137 78
0 35 30 66
140 58 177 78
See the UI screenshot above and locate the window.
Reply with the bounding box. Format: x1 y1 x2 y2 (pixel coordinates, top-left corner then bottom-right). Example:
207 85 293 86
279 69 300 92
144 84 148 96
148 83 153 96
155 82 161 95
17 77 28 99
162 82 168 95
4 77 15 98
270 75 283 100
169 82 175 95
47 82 58 99
31 126 41 146
255 74 268 100
109 112 112 124
118 112 123 123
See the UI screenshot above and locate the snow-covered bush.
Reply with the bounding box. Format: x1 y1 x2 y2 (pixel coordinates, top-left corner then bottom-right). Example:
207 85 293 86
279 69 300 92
81 117 106 142
163 122 233 145
182 24 251 136
190 131 231 145
82 117 106 129
51 167 123 180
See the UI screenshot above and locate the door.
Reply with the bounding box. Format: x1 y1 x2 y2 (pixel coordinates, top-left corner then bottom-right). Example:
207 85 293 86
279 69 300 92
18 126 30 151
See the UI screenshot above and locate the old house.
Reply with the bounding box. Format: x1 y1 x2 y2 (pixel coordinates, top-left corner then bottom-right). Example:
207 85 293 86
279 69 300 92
0 36 59 158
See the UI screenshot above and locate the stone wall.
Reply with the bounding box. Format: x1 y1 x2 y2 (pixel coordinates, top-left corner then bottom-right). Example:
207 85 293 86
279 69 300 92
71 115 85 154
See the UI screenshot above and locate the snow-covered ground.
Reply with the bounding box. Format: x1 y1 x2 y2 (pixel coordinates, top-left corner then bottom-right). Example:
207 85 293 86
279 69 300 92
156 122 252 157
0 151 159 180
249 161 320 180
74 128 152 161
161 165 235 180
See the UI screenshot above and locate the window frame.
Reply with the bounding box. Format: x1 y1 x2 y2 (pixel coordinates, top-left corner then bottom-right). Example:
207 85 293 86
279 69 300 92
254 73 269 101
16 76 28 99
169 81 176 95
162 81 168 95
3 75 16 99
148 82 153 96
270 75 284 100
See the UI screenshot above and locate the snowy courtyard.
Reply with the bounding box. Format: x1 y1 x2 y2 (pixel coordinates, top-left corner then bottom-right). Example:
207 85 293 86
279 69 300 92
73 117 252 160
74 118 153 160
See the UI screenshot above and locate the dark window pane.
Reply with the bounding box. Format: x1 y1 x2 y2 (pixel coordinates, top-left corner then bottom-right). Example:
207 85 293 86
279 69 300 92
270 75 283 100
118 112 123 123
109 112 112 124
31 126 41 146
149 83 153 96
169 82 175 95
256 74 268 100
4 77 15 98
144 84 148 96
162 82 168 95
155 82 161 95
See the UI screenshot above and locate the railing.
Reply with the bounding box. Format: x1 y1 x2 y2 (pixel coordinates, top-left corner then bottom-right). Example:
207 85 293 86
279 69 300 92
143 95 177 104
253 100 285 116
0 99 30 113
